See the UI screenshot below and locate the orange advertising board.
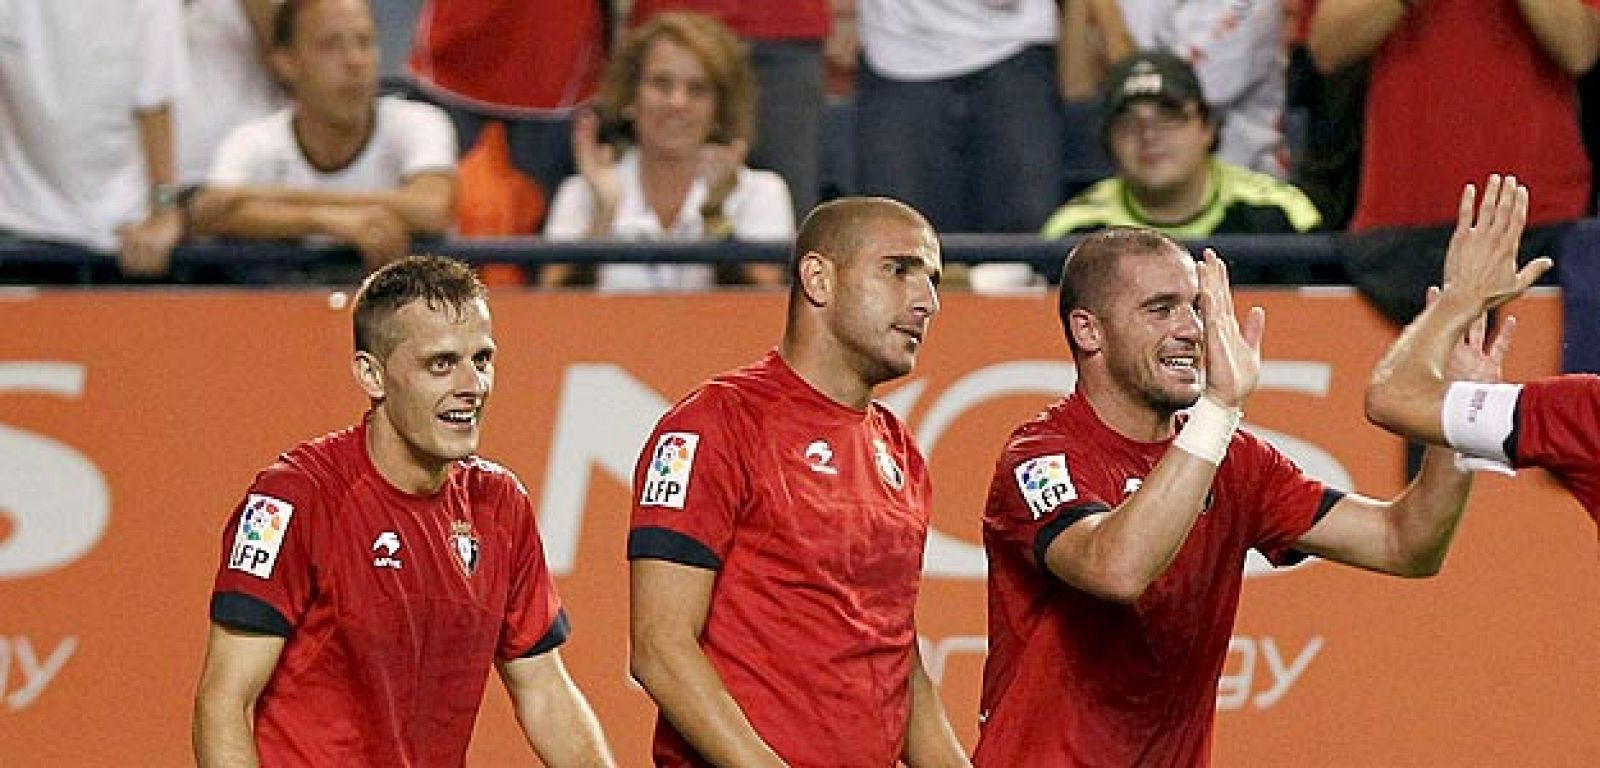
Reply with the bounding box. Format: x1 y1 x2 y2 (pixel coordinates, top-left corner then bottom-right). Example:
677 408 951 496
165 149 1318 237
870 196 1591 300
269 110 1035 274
1 288 1595 765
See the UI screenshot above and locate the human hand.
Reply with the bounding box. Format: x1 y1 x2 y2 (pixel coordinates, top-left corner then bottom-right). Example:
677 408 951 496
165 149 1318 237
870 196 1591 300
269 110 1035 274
1196 248 1265 409
117 207 182 277
318 205 408 269
698 137 748 205
1425 285 1517 384
571 109 620 213
1441 174 1550 312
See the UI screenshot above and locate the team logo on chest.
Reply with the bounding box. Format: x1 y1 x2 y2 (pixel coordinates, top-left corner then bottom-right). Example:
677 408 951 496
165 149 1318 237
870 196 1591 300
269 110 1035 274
449 520 481 578
873 439 905 491
372 531 403 569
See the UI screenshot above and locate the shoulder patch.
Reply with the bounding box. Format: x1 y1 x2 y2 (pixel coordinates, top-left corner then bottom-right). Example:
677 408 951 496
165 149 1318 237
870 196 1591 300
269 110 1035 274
639 432 700 509
228 494 294 578
1013 454 1077 520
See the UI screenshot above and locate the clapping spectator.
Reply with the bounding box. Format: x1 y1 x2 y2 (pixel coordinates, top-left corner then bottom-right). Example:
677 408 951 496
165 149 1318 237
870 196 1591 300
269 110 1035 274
543 12 793 291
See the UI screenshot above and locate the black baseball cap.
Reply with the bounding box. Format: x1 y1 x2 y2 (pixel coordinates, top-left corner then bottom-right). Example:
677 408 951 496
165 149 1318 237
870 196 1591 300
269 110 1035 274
1102 51 1205 116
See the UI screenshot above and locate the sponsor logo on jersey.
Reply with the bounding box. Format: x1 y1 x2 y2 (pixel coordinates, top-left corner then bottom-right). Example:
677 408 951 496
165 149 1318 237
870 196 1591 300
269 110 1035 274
228 494 293 579
1014 454 1076 519
372 530 403 569
449 520 480 577
640 431 699 509
804 439 839 475
873 439 905 490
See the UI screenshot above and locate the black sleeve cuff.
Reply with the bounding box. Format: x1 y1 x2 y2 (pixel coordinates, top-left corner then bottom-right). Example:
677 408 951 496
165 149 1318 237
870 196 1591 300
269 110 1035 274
627 526 722 570
1504 397 1523 464
210 591 292 637
520 608 571 657
1279 487 1348 566
1033 502 1110 573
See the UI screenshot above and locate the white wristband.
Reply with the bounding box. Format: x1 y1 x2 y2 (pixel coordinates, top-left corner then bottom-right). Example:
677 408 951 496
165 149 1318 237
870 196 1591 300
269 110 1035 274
1173 395 1241 466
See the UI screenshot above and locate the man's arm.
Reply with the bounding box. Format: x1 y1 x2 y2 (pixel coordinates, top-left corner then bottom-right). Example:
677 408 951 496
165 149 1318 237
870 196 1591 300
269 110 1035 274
1304 0 1407 74
496 649 616 766
1058 0 1133 100
191 172 456 237
1046 250 1265 602
120 104 184 276
1518 0 1600 75
193 622 286 768
629 559 787 767
1291 446 1471 577
899 644 969 768
1366 176 1550 445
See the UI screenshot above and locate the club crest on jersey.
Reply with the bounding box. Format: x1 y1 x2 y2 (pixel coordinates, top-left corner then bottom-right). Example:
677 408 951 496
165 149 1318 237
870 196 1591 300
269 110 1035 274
372 531 403 569
228 494 294 579
873 439 905 491
640 431 699 509
1015 454 1076 519
449 520 480 577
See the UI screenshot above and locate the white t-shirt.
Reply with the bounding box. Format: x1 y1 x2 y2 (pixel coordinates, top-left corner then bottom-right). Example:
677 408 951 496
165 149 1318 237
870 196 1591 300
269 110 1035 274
1118 0 1287 177
177 0 288 185
207 97 457 190
858 0 1059 81
544 148 794 292
0 0 186 251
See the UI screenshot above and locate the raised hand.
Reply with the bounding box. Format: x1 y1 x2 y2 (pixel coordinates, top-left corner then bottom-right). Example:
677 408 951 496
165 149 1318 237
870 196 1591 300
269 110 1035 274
1196 248 1266 409
697 137 749 206
1441 174 1550 311
1423 285 1518 385
571 109 620 216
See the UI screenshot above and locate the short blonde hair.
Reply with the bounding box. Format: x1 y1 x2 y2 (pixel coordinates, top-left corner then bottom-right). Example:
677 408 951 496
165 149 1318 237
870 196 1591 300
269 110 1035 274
596 12 756 148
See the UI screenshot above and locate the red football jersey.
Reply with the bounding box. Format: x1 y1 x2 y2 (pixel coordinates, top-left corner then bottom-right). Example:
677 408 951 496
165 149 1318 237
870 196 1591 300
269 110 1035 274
974 394 1340 767
1513 375 1600 525
629 351 930 767
209 424 566 766
410 0 606 113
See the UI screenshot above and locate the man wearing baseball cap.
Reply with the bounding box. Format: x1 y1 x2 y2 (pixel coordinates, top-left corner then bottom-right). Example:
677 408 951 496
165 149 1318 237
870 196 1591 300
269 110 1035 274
1041 51 1321 242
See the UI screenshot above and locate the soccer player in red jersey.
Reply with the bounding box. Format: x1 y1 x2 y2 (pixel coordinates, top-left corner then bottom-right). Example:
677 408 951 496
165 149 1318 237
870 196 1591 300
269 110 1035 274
192 256 614 766
975 226 1491 766
628 197 969 767
1366 176 1600 519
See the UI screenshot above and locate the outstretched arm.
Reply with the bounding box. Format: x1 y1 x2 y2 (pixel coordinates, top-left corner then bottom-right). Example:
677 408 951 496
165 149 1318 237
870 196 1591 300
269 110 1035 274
1365 175 1550 445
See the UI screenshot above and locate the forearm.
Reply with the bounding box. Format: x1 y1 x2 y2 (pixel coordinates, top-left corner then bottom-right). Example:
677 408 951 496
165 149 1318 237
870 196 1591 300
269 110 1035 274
135 104 178 190
1048 447 1222 602
1385 445 1473 575
1305 0 1406 73
1366 289 1484 445
1059 0 1129 100
221 183 452 234
1518 0 1600 74
631 640 786 767
506 669 614 766
191 195 334 240
192 695 260 768
900 657 968 768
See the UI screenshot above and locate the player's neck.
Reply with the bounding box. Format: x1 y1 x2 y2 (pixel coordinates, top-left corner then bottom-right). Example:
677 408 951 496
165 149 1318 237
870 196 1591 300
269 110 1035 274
1081 383 1178 443
365 417 450 495
777 338 873 411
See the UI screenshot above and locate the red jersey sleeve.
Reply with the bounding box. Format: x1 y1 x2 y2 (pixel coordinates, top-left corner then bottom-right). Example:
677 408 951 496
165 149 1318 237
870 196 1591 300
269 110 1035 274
984 431 1115 574
1512 375 1600 474
209 466 319 636
1229 429 1343 565
496 473 568 659
628 384 748 570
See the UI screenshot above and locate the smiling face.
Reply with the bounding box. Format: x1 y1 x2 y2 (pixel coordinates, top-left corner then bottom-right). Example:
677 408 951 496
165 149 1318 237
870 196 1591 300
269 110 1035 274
824 216 943 387
1091 244 1205 414
631 36 719 160
360 297 495 490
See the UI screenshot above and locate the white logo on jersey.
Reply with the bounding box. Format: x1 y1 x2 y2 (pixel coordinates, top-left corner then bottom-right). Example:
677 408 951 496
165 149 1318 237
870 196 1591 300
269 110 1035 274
227 494 294 579
1124 477 1143 495
805 440 839 475
640 432 699 509
372 531 403 569
873 439 904 490
1014 454 1076 519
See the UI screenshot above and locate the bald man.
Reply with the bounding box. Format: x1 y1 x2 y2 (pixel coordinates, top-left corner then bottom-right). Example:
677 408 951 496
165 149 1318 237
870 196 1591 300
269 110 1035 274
627 197 970 767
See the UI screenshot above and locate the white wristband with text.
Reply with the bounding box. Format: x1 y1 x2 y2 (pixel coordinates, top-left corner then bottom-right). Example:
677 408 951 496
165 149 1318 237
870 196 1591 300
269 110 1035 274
1173 396 1241 466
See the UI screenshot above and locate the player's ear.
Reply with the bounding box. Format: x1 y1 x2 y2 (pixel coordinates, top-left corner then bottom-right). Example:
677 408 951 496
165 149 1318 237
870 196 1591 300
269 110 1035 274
796 250 833 307
1068 308 1102 353
269 47 297 86
352 351 385 400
